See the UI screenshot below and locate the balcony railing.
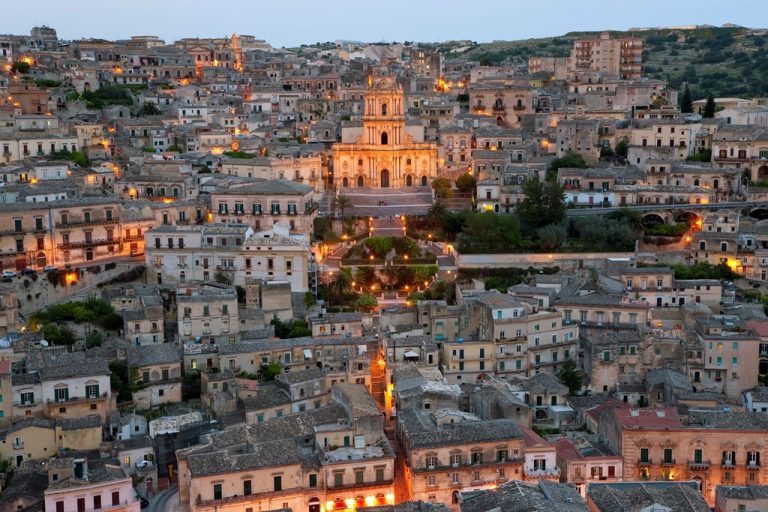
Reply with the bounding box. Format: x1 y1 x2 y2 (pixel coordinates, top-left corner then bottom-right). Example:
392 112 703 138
58 238 117 249
56 217 118 228
660 459 676 467
413 457 523 473
747 461 761 470
523 467 560 478
637 458 652 467
722 459 735 468
47 392 108 405
687 459 710 470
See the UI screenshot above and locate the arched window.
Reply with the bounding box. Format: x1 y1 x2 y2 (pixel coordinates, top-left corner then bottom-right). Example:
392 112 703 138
357 158 363 167
381 132 388 145
381 103 387 116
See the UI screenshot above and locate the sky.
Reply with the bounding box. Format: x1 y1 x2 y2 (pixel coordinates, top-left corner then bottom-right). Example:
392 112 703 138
2 0 768 47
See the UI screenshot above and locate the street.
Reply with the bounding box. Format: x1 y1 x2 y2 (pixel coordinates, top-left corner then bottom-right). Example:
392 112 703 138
147 486 179 512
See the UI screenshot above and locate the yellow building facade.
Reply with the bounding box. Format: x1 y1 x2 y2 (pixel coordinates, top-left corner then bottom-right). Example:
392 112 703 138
333 75 438 189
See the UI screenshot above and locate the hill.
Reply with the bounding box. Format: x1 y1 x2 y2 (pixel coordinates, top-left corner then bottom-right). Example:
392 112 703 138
444 26 768 100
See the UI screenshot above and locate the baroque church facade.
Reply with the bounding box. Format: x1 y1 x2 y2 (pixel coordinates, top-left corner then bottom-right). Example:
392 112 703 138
332 75 438 189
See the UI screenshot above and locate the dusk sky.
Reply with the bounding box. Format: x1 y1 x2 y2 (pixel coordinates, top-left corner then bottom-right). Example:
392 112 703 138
2 0 767 47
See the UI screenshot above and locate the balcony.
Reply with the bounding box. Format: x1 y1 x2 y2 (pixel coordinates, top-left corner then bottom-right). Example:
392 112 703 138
637 458 652 467
713 156 750 164
492 104 505 112
747 461 761 470
523 467 560 479
660 459 676 467
47 392 108 405
58 238 117 249
687 459 710 470
56 216 118 228
722 459 735 468
413 457 523 474
123 234 144 243
512 105 527 111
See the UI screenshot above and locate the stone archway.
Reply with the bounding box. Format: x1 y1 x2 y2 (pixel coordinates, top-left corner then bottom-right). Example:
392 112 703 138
421 175 428 187
405 175 413 187
342 177 349 187
380 169 390 188
357 175 364 187
36 251 46 268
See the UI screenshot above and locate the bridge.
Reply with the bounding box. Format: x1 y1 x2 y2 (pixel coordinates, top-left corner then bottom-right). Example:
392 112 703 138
565 201 768 224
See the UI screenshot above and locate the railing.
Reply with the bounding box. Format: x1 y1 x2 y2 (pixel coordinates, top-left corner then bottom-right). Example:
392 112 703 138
637 458 652 467
58 238 117 249
56 217 118 228
413 457 523 473
687 459 710 469
722 459 735 468
47 392 108 405
660 459 676 467
523 467 560 478
747 461 761 470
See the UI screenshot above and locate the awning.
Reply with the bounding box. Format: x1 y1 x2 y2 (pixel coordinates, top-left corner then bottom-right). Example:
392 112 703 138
404 350 419 358
303 349 313 359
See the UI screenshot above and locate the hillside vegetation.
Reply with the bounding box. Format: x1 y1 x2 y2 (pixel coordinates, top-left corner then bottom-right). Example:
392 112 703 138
445 26 768 100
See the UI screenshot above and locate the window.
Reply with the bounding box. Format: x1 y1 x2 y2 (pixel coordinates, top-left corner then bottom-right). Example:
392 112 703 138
274 475 282 491
213 484 222 500
93 495 101 510
663 448 673 464
85 384 99 398
243 479 252 495
309 473 317 487
334 472 343 487
112 491 120 506
640 447 649 463
54 387 69 402
376 467 385 482
355 469 364 484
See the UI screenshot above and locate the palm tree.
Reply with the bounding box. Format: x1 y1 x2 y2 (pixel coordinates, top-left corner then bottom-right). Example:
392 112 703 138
333 194 353 220
426 200 448 228
333 268 353 296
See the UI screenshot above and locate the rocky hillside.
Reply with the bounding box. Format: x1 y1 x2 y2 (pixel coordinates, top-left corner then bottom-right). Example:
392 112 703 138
444 26 768 100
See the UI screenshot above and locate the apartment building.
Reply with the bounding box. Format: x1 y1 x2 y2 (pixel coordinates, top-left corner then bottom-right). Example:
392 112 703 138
711 125 768 183
144 223 253 284
177 282 239 342
469 84 533 128
602 407 768 505
553 433 623 497
0 416 102 466
127 344 182 409
240 223 311 292
11 350 113 422
470 294 579 377
177 384 395 512
568 33 643 80
397 408 525 505
43 458 141 512
210 178 316 235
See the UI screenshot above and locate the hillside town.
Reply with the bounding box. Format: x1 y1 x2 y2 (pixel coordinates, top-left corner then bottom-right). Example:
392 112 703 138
1 22 768 512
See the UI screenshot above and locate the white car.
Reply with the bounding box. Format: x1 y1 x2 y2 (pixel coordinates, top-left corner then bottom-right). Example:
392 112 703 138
1 271 17 279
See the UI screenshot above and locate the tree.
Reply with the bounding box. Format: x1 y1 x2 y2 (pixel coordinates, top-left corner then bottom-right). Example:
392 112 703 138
261 362 283 381
546 151 588 182
431 177 453 198
557 360 583 395
703 93 717 118
615 137 629 159
11 61 30 74
457 212 522 254
680 84 693 113
537 224 567 251
333 194 353 220
517 179 566 229
356 294 378 311
426 201 448 228
456 173 477 193
139 101 161 116
333 268 353 296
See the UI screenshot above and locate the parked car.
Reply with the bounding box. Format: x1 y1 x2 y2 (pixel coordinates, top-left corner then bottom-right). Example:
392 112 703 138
20 268 37 276
43 265 57 272
1 271 17 279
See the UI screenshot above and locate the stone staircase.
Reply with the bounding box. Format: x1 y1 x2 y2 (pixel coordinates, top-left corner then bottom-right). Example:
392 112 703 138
342 187 434 217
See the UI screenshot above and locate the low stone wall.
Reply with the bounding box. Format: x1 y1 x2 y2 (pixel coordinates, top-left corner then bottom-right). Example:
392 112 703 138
456 251 635 272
